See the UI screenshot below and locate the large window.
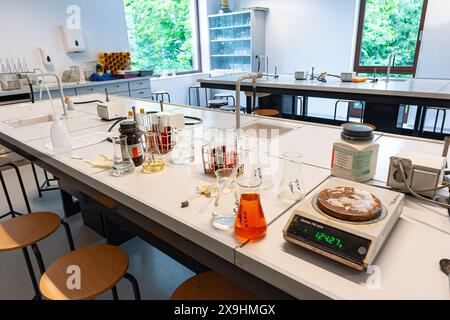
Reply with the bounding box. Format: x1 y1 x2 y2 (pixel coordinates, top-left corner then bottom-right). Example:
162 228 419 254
123 0 201 75
354 0 428 75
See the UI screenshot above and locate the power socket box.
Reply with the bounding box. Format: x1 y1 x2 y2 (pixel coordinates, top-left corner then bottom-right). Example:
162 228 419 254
387 151 446 198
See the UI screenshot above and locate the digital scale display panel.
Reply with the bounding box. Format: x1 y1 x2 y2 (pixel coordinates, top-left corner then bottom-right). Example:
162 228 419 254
285 215 372 264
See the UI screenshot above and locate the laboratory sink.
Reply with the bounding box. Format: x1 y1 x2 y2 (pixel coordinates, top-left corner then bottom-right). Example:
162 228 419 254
5 114 54 128
241 122 294 140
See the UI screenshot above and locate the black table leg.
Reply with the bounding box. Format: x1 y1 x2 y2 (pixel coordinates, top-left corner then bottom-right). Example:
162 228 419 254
302 96 309 119
60 189 80 217
364 102 402 134
414 106 425 136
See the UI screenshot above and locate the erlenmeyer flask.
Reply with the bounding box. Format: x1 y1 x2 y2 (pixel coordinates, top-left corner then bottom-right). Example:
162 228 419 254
142 132 165 173
253 140 274 190
278 152 305 202
112 136 135 177
234 171 267 240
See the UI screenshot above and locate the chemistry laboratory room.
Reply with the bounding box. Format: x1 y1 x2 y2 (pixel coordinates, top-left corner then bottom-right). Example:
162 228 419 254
0 0 449 309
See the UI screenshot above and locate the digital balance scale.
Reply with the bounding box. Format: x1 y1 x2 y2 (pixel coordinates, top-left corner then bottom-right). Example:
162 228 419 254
283 177 405 271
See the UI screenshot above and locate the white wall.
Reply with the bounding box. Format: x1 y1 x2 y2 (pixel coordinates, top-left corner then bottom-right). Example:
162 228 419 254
416 0 450 79
0 0 130 76
237 0 358 74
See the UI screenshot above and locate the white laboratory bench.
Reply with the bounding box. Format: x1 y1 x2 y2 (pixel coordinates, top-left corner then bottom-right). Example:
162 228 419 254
0 94 448 299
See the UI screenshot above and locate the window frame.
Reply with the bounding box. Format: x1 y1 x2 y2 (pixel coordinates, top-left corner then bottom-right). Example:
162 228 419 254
353 0 428 75
125 0 202 76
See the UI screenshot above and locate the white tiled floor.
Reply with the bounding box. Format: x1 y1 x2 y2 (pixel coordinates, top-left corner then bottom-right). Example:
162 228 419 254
0 164 194 300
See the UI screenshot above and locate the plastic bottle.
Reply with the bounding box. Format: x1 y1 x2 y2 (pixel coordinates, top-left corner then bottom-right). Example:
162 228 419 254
331 123 379 182
50 116 72 156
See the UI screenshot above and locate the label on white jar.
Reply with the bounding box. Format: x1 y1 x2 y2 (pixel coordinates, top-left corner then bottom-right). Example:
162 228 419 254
332 146 373 177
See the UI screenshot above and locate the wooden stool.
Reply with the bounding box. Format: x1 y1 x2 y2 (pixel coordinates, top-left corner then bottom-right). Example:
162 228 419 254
31 163 59 198
171 271 258 300
253 109 280 117
0 212 75 300
39 244 141 300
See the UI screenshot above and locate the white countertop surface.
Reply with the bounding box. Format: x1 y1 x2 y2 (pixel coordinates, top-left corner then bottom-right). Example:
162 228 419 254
201 73 450 100
0 94 449 299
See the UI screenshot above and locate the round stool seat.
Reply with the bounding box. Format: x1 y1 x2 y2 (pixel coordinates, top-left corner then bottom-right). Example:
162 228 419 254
189 83 201 88
39 244 129 300
245 92 271 98
171 271 258 300
0 212 61 252
214 93 234 98
219 105 245 112
208 99 228 108
254 109 280 117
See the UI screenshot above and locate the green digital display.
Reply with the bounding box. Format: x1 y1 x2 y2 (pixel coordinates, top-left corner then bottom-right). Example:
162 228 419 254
314 231 344 249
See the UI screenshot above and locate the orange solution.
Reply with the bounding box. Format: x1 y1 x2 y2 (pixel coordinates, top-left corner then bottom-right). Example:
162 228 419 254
235 193 267 240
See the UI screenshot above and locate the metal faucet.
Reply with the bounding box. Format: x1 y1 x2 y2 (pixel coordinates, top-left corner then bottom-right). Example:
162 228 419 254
235 72 263 129
38 73 68 116
255 55 278 79
386 52 396 83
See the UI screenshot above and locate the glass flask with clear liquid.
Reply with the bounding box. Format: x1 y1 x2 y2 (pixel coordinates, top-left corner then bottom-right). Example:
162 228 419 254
111 136 135 177
211 168 239 230
278 152 306 202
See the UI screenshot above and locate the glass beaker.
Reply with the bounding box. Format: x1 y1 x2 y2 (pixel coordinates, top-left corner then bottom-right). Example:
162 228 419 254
235 192 267 241
253 140 275 190
212 168 239 230
171 127 195 165
278 152 305 202
111 136 135 177
142 132 165 173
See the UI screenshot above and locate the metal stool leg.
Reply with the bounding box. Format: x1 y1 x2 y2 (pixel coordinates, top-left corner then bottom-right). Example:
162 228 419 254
31 244 46 276
166 93 171 103
124 273 141 300
197 88 200 107
0 163 31 219
22 247 41 300
112 286 119 300
441 110 447 134
31 163 42 198
61 220 75 251
188 88 192 106
334 100 339 120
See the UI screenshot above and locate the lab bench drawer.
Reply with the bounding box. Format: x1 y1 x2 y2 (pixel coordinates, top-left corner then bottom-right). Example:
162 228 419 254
103 81 130 94
129 79 150 91
75 86 98 95
130 88 152 99
116 91 130 97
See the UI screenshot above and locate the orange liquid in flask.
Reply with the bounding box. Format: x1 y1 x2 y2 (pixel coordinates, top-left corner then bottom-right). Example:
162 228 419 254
235 193 267 241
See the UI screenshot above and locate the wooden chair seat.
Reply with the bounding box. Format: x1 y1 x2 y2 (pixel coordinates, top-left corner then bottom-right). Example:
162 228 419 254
0 212 61 251
171 271 258 300
39 244 129 300
254 109 280 117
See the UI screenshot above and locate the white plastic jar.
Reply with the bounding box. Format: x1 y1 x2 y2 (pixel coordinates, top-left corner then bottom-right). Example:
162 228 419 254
331 123 379 182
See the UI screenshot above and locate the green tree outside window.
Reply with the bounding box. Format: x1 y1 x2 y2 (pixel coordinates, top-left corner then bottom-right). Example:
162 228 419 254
124 0 196 74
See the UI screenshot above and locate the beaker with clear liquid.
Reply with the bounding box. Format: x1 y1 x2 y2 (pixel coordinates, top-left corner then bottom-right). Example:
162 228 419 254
112 136 135 177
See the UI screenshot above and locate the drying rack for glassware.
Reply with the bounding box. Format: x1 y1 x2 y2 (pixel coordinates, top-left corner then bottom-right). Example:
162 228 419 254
201 144 243 177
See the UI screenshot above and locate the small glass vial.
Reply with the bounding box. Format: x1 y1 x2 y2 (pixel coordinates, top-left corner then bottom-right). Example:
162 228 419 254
331 123 379 182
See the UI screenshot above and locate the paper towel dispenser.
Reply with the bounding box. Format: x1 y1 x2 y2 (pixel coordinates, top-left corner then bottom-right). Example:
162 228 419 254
60 25 86 54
